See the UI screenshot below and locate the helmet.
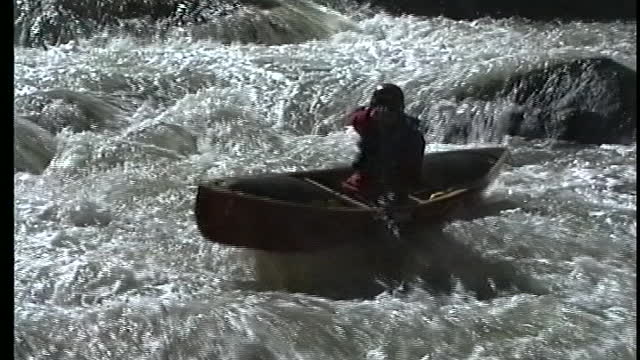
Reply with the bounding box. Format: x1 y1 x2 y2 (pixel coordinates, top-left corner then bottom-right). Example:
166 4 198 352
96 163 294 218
370 83 405 112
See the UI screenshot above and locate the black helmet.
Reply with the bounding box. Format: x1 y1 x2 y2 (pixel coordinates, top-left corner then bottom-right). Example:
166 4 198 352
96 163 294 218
370 83 405 112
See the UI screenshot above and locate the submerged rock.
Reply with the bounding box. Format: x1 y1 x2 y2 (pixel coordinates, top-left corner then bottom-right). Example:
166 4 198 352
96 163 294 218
14 115 58 174
17 89 126 134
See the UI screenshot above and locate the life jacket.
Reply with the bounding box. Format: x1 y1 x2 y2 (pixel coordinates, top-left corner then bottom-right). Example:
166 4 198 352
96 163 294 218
344 106 425 196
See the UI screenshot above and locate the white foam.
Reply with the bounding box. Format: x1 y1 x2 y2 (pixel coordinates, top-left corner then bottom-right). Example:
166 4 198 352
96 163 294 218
13 11 637 360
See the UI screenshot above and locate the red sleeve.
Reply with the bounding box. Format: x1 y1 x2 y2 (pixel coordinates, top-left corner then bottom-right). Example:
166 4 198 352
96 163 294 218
348 107 371 135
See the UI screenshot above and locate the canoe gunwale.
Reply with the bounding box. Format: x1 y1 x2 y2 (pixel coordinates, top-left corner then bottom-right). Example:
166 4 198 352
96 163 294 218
197 184 486 214
198 148 509 214
198 147 508 213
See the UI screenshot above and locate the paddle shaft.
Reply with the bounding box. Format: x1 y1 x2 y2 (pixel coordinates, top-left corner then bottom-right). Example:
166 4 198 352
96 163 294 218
302 178 371 209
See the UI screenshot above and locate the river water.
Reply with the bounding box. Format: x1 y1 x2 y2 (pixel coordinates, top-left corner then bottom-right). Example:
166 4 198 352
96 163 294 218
14 1 636 359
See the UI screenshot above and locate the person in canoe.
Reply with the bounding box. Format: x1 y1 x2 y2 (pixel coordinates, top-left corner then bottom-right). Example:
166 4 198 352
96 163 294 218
341 83 426 207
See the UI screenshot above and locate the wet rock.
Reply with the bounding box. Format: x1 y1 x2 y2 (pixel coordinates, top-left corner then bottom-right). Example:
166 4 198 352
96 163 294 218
444 57 636 145
14 115 58 174
359 0 635 21
19 90 126 134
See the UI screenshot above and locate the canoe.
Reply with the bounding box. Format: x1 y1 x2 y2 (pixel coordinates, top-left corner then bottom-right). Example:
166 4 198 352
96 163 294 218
195 147 509 252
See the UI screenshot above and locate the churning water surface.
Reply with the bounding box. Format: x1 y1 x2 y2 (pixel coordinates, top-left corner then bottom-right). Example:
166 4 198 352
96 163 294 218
14 1 636 359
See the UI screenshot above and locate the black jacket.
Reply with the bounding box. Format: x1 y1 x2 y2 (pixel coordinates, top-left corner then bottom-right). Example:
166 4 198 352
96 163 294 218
350 106 425 190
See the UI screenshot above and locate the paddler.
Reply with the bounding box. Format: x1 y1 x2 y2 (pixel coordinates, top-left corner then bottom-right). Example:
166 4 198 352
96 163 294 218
341 83 426 207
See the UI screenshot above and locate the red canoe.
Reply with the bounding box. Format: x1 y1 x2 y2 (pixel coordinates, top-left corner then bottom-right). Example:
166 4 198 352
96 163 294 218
195 147 509 252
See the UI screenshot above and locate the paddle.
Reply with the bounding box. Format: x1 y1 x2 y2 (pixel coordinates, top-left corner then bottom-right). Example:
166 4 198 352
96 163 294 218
301 177 408 244
302 178 371 209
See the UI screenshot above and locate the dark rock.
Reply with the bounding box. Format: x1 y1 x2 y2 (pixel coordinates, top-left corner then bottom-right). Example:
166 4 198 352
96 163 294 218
449 57 636 145
14 116 58 174
360 0 636 21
